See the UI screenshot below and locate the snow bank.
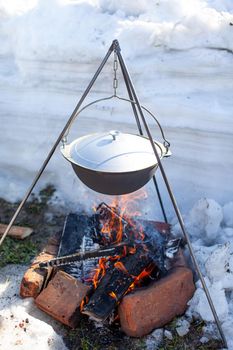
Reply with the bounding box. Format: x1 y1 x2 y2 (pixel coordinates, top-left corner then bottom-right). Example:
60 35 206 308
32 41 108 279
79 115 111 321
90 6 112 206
2 0 233 62
171 198 233 349
0 0 233 212
0 0 233 211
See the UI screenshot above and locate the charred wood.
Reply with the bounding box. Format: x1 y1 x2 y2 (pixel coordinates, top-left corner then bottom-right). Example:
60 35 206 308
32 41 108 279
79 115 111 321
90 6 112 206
56 213 99 281
82 248 156 321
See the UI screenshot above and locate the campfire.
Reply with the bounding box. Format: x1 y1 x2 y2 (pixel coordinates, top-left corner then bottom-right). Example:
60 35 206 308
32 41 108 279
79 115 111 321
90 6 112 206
20 192 195 337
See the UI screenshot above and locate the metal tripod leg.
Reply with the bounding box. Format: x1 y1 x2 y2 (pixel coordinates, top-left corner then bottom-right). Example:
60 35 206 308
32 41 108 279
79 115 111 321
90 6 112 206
115 42 168 223
0 43 114 247
116 45 228 349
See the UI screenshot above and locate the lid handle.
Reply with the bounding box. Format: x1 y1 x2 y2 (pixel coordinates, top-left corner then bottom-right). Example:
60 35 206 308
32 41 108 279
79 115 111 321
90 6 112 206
109 130 120 140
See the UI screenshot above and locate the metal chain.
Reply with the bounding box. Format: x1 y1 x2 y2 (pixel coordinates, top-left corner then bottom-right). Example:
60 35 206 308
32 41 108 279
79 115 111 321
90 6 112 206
113 51 118 96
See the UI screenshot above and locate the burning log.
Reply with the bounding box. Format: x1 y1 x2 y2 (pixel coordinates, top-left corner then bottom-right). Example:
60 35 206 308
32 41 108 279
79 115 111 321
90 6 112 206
81 202 175 321
82 248 156 321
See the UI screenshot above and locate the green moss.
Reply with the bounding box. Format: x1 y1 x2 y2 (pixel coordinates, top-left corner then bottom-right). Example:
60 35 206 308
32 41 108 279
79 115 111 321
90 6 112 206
0 236 37 267
23 185 56 217
80 338 90 350
160 318 222 350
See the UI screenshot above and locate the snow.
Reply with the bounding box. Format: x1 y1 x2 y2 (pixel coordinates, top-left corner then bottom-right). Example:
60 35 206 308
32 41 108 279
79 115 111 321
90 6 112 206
164 329 173 340
0 0 233 211
223 202 233 227
176 318 190 337
146 328 163 350
1 0 233 349
181 200 233 349
187 198 223 244
0 264 67 350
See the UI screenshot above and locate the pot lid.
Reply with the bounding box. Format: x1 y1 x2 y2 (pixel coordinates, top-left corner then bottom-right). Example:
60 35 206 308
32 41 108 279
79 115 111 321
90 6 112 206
61 130 169 173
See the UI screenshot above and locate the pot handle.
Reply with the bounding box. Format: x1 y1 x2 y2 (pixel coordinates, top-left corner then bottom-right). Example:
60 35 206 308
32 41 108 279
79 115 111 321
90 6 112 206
61 95 170 155
61 95 115 147
140 104 170 155
113 96 171 155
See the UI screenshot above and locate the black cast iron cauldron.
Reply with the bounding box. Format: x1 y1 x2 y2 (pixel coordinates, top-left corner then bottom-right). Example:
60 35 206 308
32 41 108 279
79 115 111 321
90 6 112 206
61 130 171 195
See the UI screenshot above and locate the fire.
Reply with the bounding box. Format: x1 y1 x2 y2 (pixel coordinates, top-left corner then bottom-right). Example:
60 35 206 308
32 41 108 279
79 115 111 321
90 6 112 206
90 188 150 290
114 261 128 274
109 291 117 300
80 296 89 311
129 246 137 254
128 263 155 293
92 257 108 289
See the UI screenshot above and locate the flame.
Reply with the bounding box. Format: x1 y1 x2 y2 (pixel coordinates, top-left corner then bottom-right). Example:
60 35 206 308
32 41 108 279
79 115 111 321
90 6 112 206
90 188 149 290
92 257 108 289
128 263 155 293
114 261 128 274
129 246 137 254
80 296 89 311
109 291 117 300
102 189 147 244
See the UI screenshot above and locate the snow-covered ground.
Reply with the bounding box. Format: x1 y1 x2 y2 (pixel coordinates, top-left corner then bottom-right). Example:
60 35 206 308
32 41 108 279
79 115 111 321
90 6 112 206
172 198 233 349
1 0 233 349
0 264 67 349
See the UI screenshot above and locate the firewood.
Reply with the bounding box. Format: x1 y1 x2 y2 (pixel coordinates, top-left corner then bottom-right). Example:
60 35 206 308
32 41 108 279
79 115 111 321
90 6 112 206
82 248 154 321
57 213 98 280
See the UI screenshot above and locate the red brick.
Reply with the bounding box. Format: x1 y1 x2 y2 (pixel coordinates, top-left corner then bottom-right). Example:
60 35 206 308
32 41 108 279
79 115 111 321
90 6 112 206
43 233 60 256
152 221 171 236
20 253 54 298
141 220 170 237
118 267 195 337
20 232 60 298
0 223 33 239
171 248 188 268
35 270 90 328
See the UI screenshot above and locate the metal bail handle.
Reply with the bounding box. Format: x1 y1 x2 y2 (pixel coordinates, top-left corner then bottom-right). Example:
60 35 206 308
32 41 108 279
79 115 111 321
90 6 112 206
60 95 171 152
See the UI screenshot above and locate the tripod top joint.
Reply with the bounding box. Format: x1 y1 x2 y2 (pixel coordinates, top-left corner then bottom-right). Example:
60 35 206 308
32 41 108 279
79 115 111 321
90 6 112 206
112 39 121 53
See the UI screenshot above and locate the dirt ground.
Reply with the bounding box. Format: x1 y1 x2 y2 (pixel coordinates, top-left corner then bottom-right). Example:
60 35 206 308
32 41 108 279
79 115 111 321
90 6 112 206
0 186 222 350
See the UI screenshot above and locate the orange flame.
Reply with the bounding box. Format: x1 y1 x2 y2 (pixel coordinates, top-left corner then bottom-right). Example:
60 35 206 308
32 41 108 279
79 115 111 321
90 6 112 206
92 257 108 289
114 261 128 274
90 189 149 290
129 246 137 254
128 263 155 293
80 296 89 311
109 291 117 300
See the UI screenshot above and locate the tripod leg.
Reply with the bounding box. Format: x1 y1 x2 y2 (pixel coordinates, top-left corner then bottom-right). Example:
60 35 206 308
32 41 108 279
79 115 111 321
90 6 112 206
118 50 168 223
0 43 114 248
117 47 228 349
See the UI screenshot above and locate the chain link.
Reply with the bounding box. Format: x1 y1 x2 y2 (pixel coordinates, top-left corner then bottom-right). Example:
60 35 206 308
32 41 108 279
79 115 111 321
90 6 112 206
113 51 118 96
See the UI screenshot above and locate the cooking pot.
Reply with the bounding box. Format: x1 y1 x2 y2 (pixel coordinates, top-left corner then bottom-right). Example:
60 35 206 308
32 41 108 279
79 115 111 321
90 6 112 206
61 130 170 195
